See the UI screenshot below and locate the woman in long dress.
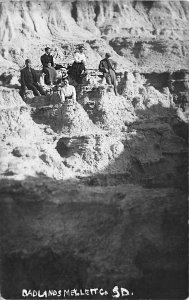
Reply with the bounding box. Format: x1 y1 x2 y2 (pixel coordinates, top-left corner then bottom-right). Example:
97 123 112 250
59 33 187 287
69 45 86 84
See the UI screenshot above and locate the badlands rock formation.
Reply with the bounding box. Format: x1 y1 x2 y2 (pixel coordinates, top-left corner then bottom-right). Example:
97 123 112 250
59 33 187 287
0 1 188 299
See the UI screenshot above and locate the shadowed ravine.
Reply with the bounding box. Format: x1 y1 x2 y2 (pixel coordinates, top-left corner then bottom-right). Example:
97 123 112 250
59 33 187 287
0 176 188 299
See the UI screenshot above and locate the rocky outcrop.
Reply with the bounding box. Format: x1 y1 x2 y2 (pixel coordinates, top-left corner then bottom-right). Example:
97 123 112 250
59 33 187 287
1 70 186 182
0 87 25 108
1 1 188 43
74 0 189 39
0 97 73 179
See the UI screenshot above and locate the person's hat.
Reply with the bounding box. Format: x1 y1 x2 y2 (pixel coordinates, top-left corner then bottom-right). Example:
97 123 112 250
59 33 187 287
45 47 51 51
62 74 69 80
61 68 67 72
78 45 85 50
25 59 31 64
105 53 111 58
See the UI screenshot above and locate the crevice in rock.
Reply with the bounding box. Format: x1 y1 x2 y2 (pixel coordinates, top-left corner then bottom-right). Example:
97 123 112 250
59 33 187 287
113 3 120 13
94 1 100 23
142 1 154 12
56 137 70 158
71 1 78 23
142 72 170 91
132 1 137 9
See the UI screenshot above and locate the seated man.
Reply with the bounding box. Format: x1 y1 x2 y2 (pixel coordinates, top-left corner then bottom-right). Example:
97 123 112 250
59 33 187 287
41 47 64 70
69 45 86 84
20 59 46 97
41 47 55 69
58 76 76 103
99 53 118 96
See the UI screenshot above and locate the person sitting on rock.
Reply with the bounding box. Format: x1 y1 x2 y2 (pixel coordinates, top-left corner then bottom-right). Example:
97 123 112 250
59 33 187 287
41 46 64 69
41 47 58 85
69 45 86 84
43 62 58 86
99 53 118 96
59 76 76 103
41 47 55 68
20 59 46 97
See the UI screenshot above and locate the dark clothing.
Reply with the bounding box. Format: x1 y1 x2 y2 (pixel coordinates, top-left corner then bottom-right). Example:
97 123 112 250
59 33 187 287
99 58 117 95
69 61 86 84
20 67 46 96
99 58 117 85
21 67 38 87
41 53 63 70
41 53 57 85
104 69 116 86
99 58 115 73
26 83 46 96
43 67 57 85
41 53 54 68
54 64 64 70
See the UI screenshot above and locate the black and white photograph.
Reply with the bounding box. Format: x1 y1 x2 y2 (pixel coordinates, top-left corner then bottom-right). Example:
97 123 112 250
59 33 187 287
0 0 188 299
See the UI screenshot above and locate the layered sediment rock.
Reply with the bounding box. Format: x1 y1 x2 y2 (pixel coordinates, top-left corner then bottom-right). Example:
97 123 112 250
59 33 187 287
0 0 189 73
1 1 188 44
1 72 187 182
0 91 73 180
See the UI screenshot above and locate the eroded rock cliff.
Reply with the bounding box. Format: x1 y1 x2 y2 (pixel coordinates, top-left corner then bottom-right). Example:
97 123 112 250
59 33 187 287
0 0 189 72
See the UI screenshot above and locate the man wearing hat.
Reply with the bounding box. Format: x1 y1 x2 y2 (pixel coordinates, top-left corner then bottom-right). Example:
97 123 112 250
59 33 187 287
99 53 118 95
41 47 55 69
20 59 46 97
41 47 64 70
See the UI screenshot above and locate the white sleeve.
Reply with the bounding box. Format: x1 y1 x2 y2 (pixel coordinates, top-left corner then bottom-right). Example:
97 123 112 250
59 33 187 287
81 54 86 64
72 86 76 101
74 52 80 63
60 88 65 102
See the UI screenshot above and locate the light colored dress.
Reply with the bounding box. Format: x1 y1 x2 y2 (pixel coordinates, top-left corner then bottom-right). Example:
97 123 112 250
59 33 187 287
60 84 76 102
74 52 86 64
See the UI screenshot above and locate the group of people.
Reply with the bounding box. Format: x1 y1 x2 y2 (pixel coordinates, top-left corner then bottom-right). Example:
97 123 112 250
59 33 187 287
20 45 118 99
